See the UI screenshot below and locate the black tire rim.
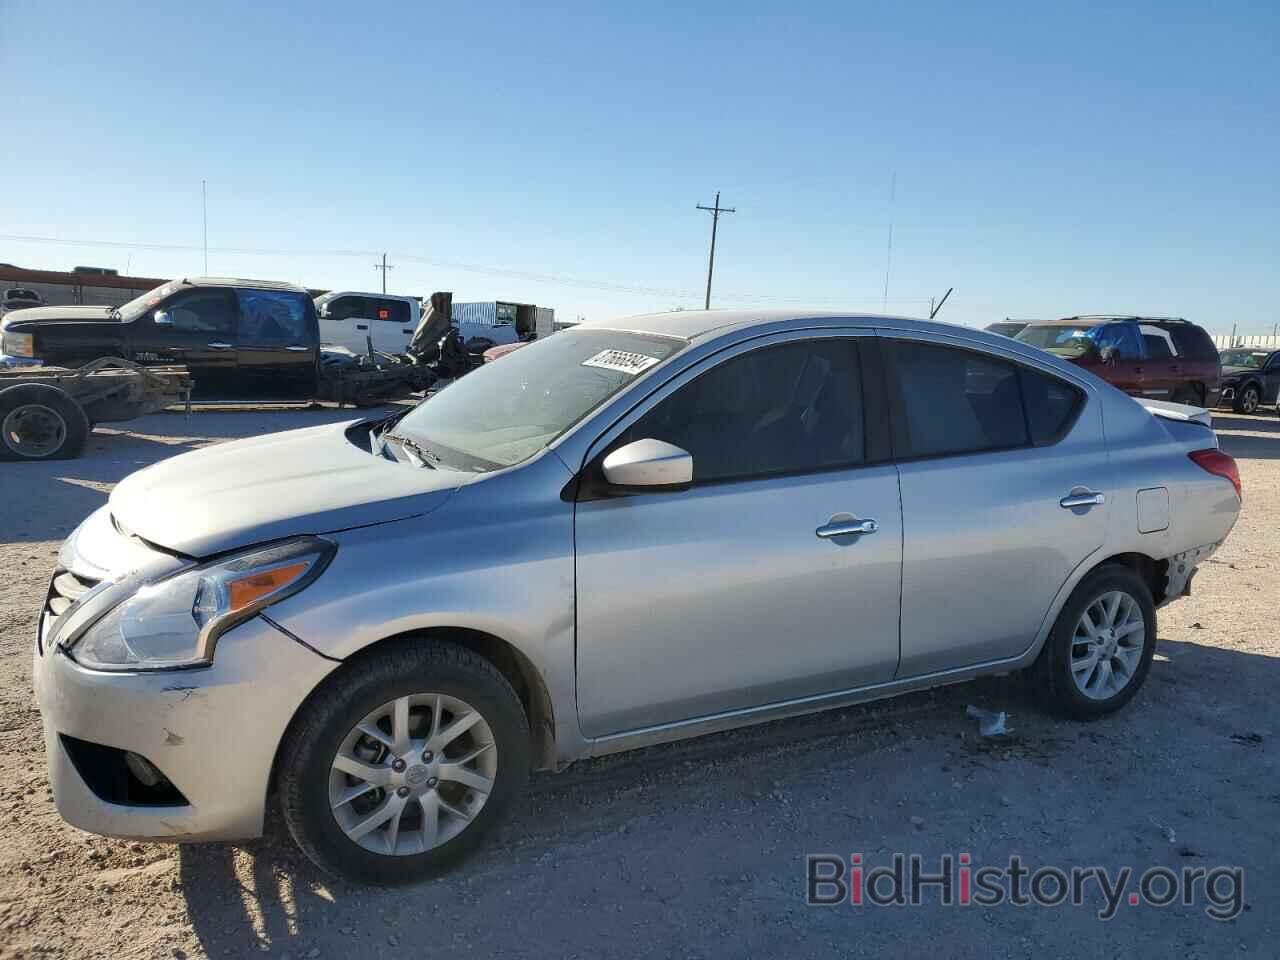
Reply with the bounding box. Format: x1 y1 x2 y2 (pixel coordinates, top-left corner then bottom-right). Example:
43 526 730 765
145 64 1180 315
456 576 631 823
1241 387 1259 414
2 403 67 458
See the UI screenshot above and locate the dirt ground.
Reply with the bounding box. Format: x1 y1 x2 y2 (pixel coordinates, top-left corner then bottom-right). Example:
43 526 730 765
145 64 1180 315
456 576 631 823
0 406 1276 959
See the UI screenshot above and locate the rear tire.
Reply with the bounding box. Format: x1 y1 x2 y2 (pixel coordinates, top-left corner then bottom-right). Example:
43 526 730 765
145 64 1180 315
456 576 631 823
278 639 530 885
0 383 90 461
1171 384 1203 407
1037 564 1157 720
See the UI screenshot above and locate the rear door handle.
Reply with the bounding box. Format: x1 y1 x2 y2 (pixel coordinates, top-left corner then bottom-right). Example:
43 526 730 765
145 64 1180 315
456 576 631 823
285 345 309 352
207 341 233 350
1060 491 1105 509
816 517 878 538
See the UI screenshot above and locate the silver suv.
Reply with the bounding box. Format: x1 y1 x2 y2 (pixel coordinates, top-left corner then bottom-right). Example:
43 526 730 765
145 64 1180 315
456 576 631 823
33 311 1241 884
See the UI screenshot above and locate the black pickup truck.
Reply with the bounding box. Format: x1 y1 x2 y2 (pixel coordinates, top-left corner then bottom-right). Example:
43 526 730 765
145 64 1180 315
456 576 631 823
0 277 320 400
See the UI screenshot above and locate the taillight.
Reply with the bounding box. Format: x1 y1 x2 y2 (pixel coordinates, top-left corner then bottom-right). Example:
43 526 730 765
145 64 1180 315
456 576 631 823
1189 449 1241 499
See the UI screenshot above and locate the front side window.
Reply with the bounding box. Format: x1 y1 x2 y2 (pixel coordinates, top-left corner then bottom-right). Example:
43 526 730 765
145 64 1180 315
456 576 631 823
238 290 308 340
162 289 234 334
622 339 864 483
393 329 683 470
324 295 370 322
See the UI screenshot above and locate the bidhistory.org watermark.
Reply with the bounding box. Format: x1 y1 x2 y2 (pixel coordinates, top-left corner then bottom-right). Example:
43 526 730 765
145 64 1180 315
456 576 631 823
806 853 1243 921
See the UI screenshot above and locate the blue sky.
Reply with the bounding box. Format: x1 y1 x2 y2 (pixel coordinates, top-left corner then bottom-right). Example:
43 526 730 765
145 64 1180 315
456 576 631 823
3 0 1277 332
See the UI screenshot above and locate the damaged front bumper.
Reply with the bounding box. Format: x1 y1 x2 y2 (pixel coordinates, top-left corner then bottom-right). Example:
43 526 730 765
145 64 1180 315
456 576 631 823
33 615 338 842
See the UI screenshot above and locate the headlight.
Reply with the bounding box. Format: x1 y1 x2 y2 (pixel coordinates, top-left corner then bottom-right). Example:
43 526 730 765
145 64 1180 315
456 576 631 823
66 536 334 671
2 331 34 357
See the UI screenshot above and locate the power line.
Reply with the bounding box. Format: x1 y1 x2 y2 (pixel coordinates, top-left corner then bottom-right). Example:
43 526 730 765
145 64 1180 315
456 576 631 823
696 191 736 309
0 231 931 306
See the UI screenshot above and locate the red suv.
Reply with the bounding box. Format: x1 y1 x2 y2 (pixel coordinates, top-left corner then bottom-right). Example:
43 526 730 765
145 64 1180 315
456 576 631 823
1015 316 1220 407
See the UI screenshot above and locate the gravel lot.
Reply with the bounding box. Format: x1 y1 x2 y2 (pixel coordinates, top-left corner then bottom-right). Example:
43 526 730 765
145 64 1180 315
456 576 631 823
1 406 1277 959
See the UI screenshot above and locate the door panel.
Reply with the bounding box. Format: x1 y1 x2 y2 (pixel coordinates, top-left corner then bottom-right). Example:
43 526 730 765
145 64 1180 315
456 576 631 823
574 331 902 738
139 288 238 398
883 337 1109 675
234 289 317 400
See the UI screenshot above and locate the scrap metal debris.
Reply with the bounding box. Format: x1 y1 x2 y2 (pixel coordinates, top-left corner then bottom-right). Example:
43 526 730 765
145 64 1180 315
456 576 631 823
965 705 1010 737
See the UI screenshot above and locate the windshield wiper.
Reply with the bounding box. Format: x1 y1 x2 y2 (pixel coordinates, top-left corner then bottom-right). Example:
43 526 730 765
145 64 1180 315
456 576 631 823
382 433 437 468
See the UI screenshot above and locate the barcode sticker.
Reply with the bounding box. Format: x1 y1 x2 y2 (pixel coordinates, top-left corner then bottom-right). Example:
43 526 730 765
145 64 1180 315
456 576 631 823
582 349 662 375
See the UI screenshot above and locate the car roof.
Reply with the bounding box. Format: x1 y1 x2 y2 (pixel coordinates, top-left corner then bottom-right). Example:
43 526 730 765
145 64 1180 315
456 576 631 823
185 276 308 293
1026 315 1189 327
574 309 954 342
315 290 417 301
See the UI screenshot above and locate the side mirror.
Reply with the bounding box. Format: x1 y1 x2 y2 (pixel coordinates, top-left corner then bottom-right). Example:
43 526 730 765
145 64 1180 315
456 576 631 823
601 439 692 491
153 309 173 326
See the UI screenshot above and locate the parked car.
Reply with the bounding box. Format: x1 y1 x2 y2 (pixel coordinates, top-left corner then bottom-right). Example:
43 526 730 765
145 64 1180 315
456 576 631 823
315 291 423 355
984 320 1030 338
1217 347 1280 414
33 311 1240 884
1 287 43 315
1 277 321 400
1015 315 1220 406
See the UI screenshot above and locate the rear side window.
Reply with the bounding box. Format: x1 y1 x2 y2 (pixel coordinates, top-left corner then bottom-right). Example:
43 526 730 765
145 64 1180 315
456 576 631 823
238 290 309 341
1166 323 1217 361
375 299 411 325
885 341 1082 458
623 338 865 483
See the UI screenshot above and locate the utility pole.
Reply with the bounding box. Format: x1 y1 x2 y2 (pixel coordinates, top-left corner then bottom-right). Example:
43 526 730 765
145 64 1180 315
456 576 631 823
201 180 208 274
696 191 735 309
374 253 394 294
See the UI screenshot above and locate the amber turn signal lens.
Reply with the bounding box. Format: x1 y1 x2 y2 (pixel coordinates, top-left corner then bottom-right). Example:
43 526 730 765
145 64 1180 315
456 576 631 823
227 561 310 612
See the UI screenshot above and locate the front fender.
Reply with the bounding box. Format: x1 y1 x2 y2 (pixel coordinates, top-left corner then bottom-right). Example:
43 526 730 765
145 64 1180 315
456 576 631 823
265 451 588 763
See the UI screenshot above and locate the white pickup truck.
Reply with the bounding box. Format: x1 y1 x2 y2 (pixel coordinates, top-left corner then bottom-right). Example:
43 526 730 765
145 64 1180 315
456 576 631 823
315 291 423 354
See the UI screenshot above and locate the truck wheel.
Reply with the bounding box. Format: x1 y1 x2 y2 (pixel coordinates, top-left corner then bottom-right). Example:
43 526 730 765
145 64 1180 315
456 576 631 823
1036 564 1157 720
278 639 530 885
1233 383 1260 415
0 384 90 461
1171 384 1203 407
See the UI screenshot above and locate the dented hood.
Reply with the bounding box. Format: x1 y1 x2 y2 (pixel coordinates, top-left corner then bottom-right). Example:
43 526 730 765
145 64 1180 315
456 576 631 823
109 420 466 557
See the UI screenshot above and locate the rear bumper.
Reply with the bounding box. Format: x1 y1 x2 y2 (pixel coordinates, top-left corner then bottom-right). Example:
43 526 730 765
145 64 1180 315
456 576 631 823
1159 542 1220 608
34 616 338 842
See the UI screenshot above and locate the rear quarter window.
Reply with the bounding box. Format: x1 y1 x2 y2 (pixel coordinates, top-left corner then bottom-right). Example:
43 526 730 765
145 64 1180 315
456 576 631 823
1167 324 1217 361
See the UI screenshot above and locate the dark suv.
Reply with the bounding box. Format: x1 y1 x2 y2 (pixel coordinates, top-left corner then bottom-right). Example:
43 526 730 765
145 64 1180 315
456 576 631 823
1015 316 1220 407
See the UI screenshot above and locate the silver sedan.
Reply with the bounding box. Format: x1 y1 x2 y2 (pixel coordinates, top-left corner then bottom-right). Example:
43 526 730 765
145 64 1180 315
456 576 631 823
33 311 1241 883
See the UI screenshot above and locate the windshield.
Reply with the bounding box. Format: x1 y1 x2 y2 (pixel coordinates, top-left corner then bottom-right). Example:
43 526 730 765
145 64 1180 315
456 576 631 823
116 280 182 321
1219 349 1266 368
1015 324 1100 357
393 329 684 469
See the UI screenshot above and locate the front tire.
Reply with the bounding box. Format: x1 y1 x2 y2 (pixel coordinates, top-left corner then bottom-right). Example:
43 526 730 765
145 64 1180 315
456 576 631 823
278 640 530 885
0 383 89 461
1233 383 1261 415
1037 564 1157 719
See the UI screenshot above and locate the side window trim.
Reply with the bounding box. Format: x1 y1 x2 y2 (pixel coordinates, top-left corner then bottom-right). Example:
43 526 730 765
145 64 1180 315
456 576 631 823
575 329 885 498
879 333 1086 463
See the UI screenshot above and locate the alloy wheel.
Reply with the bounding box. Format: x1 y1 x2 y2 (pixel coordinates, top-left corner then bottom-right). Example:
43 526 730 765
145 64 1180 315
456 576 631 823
1070 590 1146 700
1240 386 1260 414
329 693 497 855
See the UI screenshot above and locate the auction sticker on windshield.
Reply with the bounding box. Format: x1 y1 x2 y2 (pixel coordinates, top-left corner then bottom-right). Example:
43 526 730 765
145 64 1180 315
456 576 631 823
582 349 662 375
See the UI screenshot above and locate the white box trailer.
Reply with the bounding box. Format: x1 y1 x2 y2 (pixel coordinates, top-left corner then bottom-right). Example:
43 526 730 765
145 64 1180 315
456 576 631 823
453 301 555 346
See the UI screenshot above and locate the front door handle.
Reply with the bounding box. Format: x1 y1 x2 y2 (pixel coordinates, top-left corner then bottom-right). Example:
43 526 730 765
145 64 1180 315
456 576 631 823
285 345 309 352
207 341 234 350
1060 491 1105 509
816 517 878 538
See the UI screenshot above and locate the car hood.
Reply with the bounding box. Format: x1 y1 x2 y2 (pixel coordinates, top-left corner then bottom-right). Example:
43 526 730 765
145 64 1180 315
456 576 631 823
1219 365 1256 380
1 305 117 327
109 420 468 557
